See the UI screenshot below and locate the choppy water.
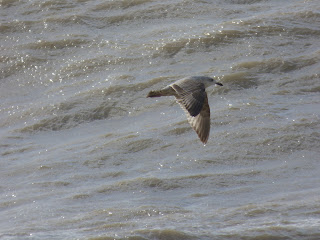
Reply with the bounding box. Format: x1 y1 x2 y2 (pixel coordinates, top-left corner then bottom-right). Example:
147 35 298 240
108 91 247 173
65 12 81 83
1 0 320 239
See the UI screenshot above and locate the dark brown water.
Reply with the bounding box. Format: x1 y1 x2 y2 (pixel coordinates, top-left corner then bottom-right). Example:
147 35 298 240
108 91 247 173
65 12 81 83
1 0 320 239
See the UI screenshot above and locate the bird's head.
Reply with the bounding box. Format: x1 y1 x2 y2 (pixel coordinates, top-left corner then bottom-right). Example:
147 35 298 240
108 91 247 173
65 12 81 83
202 77 223 88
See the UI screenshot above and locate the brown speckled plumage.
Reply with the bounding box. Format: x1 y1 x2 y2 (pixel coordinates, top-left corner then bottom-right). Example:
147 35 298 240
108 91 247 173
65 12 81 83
147 76 222 144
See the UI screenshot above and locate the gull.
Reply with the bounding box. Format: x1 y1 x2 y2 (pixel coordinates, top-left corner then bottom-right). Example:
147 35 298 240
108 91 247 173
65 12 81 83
147 76 223 144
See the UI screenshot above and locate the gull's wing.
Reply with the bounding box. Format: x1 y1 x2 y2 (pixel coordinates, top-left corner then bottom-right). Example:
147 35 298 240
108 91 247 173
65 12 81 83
177 92 211 144
171 81 205 117
187 93 211 144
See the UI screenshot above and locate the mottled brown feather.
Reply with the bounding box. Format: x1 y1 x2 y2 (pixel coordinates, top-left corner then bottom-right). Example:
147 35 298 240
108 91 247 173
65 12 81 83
177 93 210 144
172 83 205 117
147 76 220 144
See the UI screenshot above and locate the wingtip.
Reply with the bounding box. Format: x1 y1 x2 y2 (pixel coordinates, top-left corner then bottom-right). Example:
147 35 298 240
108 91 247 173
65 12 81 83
201 138 208 145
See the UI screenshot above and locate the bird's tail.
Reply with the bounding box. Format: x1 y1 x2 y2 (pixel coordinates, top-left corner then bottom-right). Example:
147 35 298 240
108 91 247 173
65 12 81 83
146 86 176 98
147 90 163 97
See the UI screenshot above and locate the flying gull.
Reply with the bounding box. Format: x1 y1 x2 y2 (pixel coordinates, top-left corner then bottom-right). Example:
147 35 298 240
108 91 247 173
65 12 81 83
147 76 223 144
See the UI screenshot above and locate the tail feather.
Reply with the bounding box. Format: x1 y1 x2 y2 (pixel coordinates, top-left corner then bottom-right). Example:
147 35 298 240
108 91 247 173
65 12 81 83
147 86 176 98
147 90 163 98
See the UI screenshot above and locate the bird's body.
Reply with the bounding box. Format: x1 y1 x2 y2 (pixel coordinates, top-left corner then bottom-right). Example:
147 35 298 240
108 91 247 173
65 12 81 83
147 76 223 144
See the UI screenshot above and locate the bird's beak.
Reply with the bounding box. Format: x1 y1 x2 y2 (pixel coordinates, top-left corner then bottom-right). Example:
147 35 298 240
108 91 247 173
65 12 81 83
216 82 223 86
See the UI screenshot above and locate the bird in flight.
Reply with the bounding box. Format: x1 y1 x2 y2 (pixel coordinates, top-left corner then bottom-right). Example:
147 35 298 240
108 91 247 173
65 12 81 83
147 76 223 144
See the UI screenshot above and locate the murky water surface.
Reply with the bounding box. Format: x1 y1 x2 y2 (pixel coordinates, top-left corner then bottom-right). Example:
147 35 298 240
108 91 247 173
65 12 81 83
1 0 320 239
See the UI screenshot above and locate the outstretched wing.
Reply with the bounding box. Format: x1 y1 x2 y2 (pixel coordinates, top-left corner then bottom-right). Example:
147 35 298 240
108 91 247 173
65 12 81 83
171 81 205 117
177 92 211 144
